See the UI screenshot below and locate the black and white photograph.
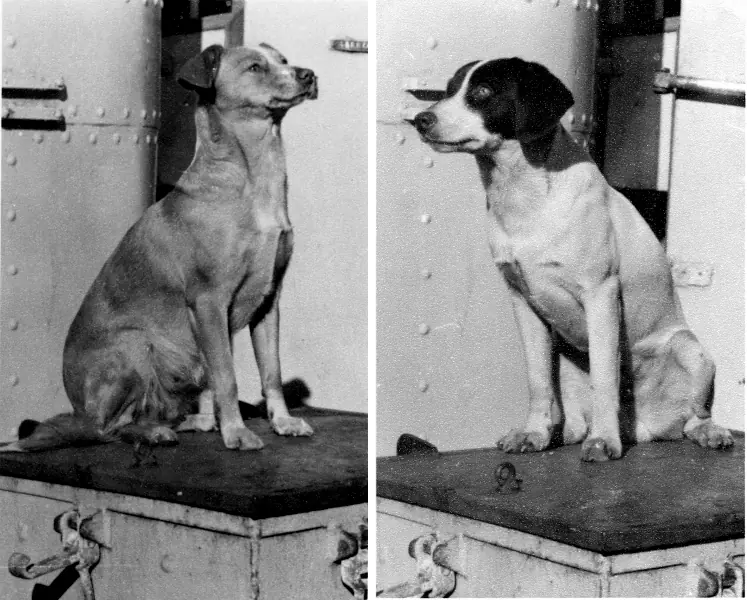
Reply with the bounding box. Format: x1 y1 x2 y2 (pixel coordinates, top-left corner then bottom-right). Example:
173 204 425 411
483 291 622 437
0 0 746 598
375 0 744 597
0 1 367 598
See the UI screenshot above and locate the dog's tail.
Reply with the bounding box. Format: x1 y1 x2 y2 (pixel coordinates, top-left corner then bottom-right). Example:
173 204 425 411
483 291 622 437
0 333 207 453
0 413 110 452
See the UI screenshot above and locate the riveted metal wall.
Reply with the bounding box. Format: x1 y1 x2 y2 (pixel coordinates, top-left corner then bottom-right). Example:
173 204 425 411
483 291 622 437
665 0 745 430
1 0 161 433
376 0 598 455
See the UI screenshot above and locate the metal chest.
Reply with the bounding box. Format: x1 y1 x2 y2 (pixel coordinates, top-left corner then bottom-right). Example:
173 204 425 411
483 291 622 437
377 435 744 597
1 0 160 431
0 409 367 600
376 0 598 456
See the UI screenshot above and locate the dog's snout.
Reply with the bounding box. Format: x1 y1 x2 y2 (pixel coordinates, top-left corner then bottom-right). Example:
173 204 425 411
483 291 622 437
295 67 315 83
414 111 438 134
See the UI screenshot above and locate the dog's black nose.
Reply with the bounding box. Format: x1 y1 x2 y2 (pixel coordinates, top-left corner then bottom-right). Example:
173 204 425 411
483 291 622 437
414 111 437 134
295 67 314 83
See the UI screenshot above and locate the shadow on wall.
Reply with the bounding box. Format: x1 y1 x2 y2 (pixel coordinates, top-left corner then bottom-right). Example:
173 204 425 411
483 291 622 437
239 378 312 420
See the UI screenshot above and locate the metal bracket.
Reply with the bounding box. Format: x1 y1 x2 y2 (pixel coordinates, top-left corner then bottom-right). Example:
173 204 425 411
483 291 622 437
378 533 460 598
495 461 523 494
330 38 368 53
330 518 368 599
688 554 745 597
9 508 108 600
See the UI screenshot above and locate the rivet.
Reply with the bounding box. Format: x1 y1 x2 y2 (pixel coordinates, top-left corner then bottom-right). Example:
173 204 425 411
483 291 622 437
160 554 173 573
33 132 43 144
418 380 429 392
61 131 71 143
6 154 17 166
113 133 121 144
426 37 438 50
2 107 10 119
394 132 406 145
7 36 16 48
421 268 432 279
420 213 432 224
7 265 18 276
68 105 78 117
54 108 63 118
141 109 148 119
8 319 19 331
9 375 19 387
6 209 17 222
581 113 590 126
594 2 600 11
54 78 64 88
422 156 434 168
89 133 97 144
123 108 131 118
586 0 593 7
146 134 152 144
96 107 105 117
152 109 158 118
133 134 140 144
418 323 430 336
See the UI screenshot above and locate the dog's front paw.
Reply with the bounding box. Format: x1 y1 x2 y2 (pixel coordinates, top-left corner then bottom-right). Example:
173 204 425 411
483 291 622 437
222 424 264 450
271 416 314 437
685 421 734 449
580 436 622 462
146 425 179 446
498 429 550 453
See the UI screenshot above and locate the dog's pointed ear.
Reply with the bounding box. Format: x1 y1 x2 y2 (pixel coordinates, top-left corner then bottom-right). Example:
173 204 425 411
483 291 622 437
514 62 574 143
177 45 225 96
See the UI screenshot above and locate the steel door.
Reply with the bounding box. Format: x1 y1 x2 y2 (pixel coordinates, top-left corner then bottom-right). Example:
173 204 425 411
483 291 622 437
1 0 160 434
664 0 745 430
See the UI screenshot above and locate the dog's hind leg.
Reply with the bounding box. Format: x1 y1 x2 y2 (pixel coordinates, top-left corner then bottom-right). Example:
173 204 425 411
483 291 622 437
250 292 313 437
670 331 734 449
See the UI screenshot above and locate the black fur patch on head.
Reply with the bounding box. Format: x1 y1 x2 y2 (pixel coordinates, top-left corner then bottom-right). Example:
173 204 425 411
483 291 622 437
445 61 480 98
463 58 574 142
177 45 225 102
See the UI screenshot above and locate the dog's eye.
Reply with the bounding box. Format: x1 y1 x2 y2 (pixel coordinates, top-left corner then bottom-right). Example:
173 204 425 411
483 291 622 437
473 85 493 101
247 64 262 73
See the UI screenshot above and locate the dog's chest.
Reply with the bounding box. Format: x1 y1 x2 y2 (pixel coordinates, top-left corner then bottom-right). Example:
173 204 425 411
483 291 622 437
228 226 293 332
487 212 588 347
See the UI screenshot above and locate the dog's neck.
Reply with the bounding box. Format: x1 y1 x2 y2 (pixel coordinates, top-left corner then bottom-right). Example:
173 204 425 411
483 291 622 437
189 105 290 226
477 126 582 236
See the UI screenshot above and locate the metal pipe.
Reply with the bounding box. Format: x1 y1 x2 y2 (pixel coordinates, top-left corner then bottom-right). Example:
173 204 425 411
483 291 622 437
653 69 745 103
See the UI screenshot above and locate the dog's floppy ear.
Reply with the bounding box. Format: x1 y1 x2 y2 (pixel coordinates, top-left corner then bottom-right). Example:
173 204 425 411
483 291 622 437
177 45 225 97
514 62 574 143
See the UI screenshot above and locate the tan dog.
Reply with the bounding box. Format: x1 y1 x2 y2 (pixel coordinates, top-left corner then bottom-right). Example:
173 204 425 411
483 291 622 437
2 44 317 452
413 58 733 461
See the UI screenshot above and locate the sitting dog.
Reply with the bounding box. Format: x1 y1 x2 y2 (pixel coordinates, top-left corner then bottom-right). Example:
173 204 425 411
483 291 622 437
2 44 317 452
412 58 733 461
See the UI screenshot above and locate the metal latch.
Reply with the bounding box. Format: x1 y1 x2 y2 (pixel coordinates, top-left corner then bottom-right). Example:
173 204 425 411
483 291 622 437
377 533 463 598
653 68 745 104
330 38 368 53
9 508 109 600
330 518 368 599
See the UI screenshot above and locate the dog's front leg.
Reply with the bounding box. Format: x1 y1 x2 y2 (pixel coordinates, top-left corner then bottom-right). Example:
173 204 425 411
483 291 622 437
193 294 264 450
250 294 313 437
580 275 623 461
499 288 555 453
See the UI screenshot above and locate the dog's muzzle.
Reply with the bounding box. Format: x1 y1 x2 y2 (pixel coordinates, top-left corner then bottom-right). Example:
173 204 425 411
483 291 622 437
414 111 437 135
296 67 319 100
